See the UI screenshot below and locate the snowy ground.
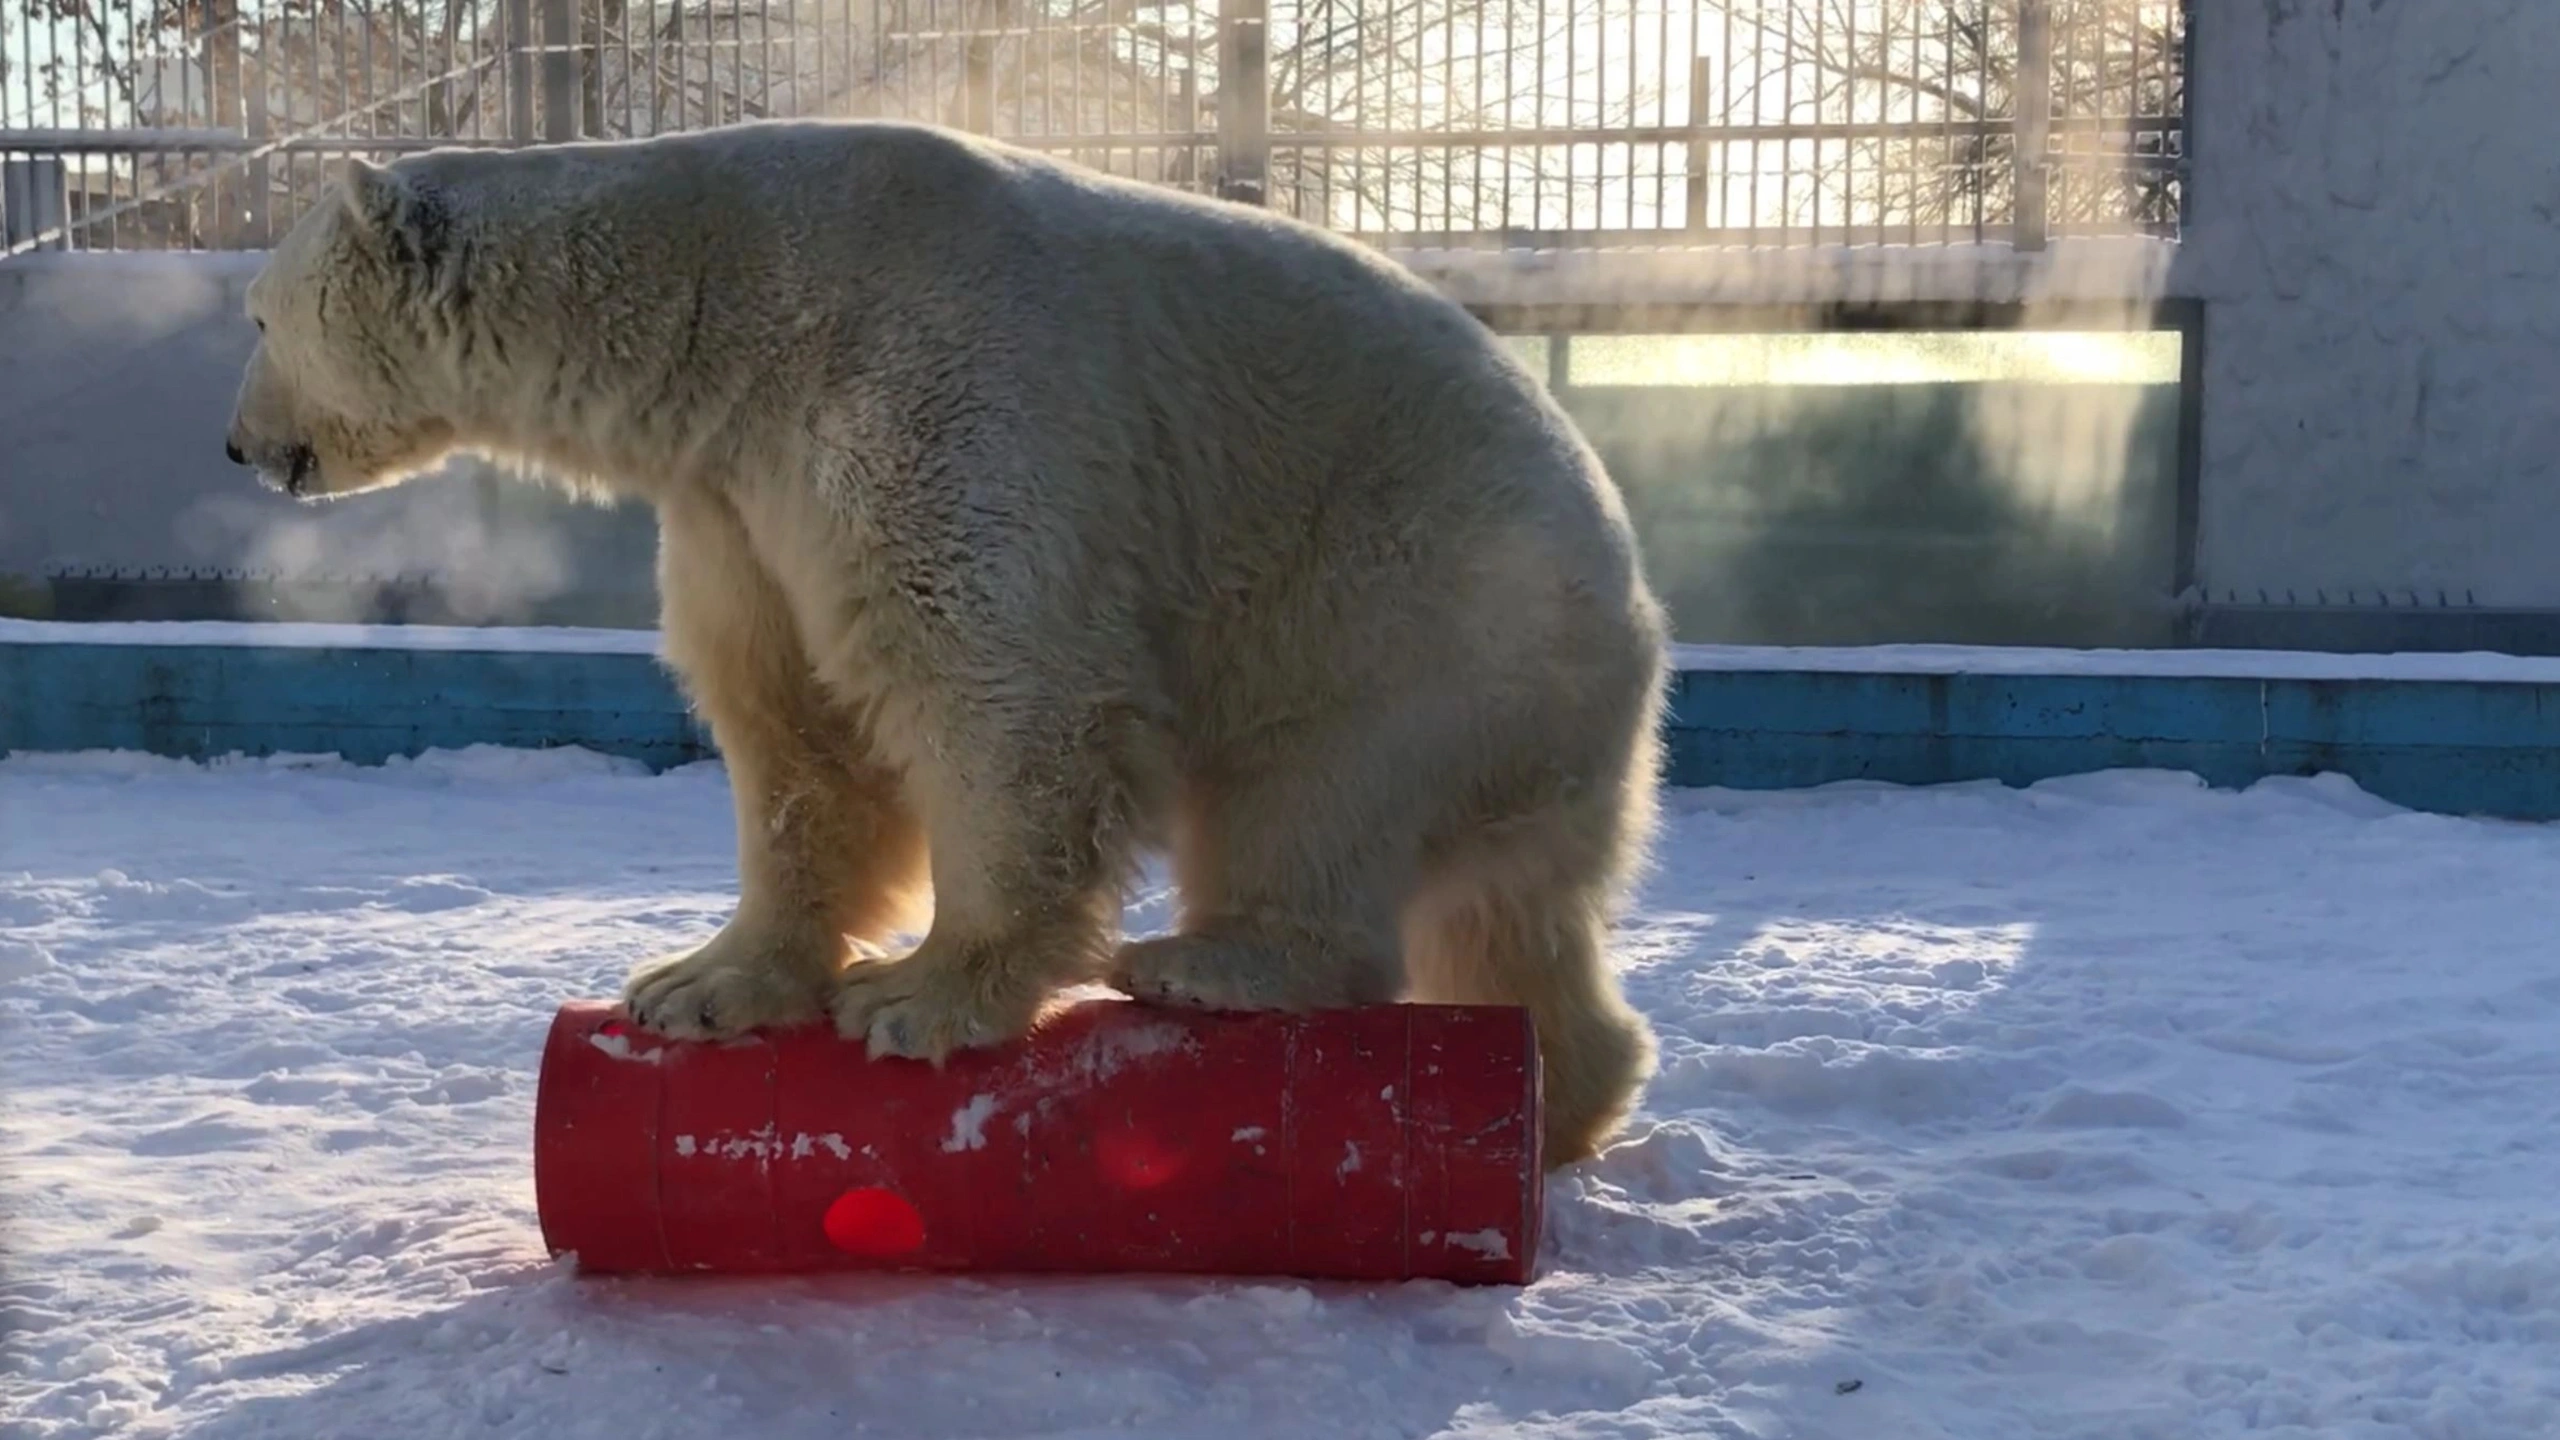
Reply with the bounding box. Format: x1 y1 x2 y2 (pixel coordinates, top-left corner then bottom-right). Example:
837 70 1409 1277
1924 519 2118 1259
6 747 2560 1440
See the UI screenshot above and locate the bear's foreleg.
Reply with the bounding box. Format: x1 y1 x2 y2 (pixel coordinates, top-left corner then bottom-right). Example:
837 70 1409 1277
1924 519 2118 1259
830 695 1135 1063
622 492 932 1041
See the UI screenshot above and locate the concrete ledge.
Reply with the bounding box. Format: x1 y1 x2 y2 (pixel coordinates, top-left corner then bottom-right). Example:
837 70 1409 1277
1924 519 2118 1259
8 626 2560 822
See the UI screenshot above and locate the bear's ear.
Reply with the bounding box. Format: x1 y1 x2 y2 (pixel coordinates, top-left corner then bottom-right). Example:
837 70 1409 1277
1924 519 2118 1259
340 157 448 278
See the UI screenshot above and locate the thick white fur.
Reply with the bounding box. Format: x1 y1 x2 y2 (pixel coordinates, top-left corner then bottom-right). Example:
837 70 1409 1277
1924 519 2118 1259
225 119 1669 1165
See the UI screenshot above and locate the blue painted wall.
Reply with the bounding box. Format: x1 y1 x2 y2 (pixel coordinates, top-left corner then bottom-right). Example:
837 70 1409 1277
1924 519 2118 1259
0 640 711 771
8 639 2560 822
1663 669 2560 820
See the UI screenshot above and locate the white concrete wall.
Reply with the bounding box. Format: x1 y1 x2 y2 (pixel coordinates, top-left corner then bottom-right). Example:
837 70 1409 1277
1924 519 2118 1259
0 252 661 623
2176 0 2560 608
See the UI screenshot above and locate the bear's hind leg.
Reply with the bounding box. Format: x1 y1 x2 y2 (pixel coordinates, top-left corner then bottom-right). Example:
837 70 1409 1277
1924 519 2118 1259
623 492 930 1041
1108 731 1420 1016
1400 744 1661 1169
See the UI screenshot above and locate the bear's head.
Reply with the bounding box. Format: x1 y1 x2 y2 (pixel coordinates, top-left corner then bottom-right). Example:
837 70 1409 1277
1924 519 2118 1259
225 158 463 500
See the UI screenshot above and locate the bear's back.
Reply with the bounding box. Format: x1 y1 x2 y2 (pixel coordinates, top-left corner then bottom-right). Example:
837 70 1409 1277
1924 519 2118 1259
617 119 1497 372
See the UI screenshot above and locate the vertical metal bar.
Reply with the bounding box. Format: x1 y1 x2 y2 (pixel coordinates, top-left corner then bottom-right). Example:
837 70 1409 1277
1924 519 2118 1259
1411 0 1425 231
1683 51 1707 232
1808 0 1821 242
69 0 85 126
1591 0 1604 231
637 0 655 131
2090 0 2106 232
1218 0 1268 203
2059 0 2077 232
1442 0 1456 232
118 0 136 246
1844 0 1862 243
508 0 538 139
1382 0 1397 230
70 0 93 250
395 0 411 145
282 0 301 238
1940 0 1955 241
686 0 701 129
1623 0 1637 232
2014 0 2049 249
761 0 776 120
1971 0 1988 238
627 0 643 132
80 17 107 251
602 0 617 134
1651 0 1666 233
1321 0 1340 225
1908 0 1921 245
1528 0 1544 229
545 0 583 137
1473 0 1488 231
307 0 322 149
245 9 269 241
1730 0 1747 240
1561 0 1575 230
1180 65 1197 192
1494 0 1513 231
1777 0 1793 241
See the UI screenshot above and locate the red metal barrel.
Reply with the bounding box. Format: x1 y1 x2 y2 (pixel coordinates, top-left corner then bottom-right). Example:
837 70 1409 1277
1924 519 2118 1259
532 995 1544 1285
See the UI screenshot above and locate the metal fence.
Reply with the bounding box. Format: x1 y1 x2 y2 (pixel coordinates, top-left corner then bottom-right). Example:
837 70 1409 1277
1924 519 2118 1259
3 0 2184 254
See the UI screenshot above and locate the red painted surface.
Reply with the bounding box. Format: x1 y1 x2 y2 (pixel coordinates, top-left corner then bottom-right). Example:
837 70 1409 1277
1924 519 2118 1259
533 996 1544 1285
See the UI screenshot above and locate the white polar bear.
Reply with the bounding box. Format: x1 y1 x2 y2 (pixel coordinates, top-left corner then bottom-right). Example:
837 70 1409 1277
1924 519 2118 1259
224 118 1668 1166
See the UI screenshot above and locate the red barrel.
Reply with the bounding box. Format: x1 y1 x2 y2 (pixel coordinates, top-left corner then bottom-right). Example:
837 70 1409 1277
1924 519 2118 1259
533 995 1544 1285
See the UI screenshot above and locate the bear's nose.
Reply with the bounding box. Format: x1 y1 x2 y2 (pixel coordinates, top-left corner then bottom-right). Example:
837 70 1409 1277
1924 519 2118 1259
225 438 246 465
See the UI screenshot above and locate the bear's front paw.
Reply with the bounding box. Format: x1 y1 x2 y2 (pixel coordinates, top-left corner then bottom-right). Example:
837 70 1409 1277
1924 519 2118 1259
622 920 843 1041
830 948 1045 1063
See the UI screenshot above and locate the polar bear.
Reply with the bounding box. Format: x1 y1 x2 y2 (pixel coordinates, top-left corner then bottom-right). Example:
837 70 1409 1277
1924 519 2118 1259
224 118 1668 1165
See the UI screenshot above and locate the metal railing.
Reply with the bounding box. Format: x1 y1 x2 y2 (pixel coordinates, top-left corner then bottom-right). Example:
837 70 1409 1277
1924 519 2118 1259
3 0 2184 254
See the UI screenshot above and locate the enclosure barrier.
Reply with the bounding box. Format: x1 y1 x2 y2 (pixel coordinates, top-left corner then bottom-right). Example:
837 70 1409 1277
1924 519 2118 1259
7 622 2560 823
5 0 2186 254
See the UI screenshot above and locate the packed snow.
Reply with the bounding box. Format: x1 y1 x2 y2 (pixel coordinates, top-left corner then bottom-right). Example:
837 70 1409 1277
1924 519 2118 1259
6 746 2560 1439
